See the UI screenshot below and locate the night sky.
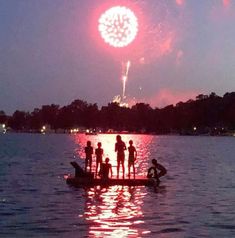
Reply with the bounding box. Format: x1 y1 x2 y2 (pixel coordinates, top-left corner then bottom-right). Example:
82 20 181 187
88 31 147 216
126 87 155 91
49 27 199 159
1 0 235 114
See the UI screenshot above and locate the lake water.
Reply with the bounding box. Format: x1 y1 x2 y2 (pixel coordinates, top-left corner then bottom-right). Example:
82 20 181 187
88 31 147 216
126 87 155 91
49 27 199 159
0 133 235 237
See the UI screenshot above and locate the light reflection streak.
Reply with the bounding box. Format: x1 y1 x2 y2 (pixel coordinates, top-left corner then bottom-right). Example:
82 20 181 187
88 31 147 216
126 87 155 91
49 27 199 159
83 186 149 237
70 134 155 237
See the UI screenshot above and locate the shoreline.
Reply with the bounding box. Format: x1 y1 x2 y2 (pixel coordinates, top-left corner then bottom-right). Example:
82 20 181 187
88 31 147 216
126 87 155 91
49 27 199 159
1 131 235 137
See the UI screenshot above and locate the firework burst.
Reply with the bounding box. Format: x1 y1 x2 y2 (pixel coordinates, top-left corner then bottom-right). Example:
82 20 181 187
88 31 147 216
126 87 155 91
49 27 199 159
98 6 138 48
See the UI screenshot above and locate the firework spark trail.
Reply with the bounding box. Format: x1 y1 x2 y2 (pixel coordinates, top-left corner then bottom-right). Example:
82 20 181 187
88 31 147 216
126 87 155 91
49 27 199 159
122 60 131 99
97 1 185 106
98 6 137 104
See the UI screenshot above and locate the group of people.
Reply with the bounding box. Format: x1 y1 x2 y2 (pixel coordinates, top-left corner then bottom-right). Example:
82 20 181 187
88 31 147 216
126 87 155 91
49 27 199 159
84 135 167 182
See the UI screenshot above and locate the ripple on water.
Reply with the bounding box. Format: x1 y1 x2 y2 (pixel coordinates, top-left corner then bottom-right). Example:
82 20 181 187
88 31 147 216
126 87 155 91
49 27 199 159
1 134 235 237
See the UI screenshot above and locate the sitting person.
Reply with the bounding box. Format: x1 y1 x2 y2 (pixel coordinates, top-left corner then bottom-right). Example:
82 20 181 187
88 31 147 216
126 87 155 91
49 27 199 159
71 161 86 177
99 157 113 180
70 161 94 178
147 159 167 186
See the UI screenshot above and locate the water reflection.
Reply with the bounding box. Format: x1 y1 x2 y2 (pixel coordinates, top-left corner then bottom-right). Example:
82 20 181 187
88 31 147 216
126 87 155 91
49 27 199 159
83 186 150 237
70 134 156 236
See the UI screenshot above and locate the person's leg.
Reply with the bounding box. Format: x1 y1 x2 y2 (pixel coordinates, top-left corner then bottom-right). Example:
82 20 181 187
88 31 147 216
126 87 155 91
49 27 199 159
95 161 98 177
122 159 125 179
117 159 120 179
133 164 135 179
89 159 92 172
85 159 88 172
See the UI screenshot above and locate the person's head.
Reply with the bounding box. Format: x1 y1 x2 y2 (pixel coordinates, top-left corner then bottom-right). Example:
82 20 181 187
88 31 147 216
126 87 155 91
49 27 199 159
105 157 109 163
97 142 102 148
116 135 121 142
129 140 133 145
87 141 91 146
152 159 158 166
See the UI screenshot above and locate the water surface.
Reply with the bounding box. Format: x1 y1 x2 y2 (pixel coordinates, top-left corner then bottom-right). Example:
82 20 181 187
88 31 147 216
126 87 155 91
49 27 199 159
0 133 235 237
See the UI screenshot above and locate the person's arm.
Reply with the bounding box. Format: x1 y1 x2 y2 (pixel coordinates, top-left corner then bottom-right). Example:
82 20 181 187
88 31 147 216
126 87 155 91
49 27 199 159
134 147 137 160
115 143 117 152
157 164 167 177
147 167 151 178
110 165 113 178
98 163 103 177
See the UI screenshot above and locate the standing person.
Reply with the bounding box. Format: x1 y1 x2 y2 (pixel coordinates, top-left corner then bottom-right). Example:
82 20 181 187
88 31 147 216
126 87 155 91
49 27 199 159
147 159 167 187
95 142 103 177
99 157 113 180
115 135 126 179
128 140 137 179
85 141 93 172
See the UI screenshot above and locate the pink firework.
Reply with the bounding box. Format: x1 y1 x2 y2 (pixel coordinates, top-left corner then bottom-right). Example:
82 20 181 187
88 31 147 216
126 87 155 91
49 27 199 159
98 6 138 48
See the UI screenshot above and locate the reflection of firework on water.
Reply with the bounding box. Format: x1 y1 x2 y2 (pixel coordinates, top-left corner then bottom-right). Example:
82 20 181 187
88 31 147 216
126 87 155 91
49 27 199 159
98 6 138 48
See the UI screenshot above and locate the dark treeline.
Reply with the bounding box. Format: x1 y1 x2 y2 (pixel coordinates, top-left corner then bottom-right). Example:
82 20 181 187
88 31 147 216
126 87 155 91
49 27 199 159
1 92 235 134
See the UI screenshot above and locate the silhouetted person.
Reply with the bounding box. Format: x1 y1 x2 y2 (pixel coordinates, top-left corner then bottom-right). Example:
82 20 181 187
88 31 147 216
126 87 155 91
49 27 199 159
99 157 113 180
147 159 167 187
85 141 93 172
128 140 137 179
95 142 103 177
115 135 126 179
70 161 86 177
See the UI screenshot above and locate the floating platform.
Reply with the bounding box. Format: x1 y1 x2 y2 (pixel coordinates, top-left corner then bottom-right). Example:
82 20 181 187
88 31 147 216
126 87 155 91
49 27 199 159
66 176 154 187
66 161 157 187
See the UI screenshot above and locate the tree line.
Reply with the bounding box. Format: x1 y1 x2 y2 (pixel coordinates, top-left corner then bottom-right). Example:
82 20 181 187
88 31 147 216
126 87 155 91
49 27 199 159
0 92 235 134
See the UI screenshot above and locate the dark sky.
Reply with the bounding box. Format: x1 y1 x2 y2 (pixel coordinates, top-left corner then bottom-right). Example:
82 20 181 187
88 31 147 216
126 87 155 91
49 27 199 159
1 0 235 114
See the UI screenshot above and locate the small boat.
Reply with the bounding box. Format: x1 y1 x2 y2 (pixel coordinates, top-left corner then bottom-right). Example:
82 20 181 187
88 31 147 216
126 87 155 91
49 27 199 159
65 161 155 187
66 176 154 187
